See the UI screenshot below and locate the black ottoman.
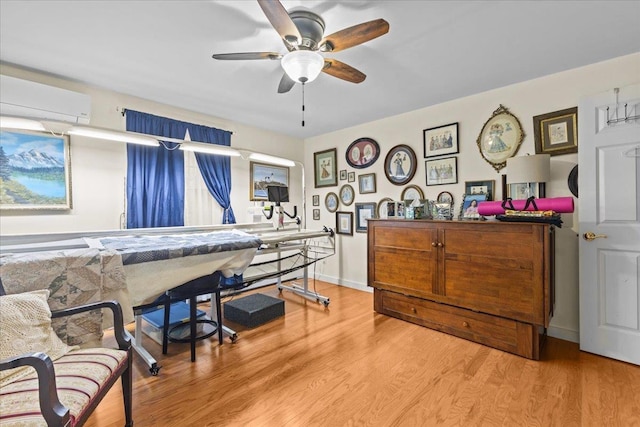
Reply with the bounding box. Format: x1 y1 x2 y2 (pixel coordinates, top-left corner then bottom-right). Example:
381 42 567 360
224 293 285 328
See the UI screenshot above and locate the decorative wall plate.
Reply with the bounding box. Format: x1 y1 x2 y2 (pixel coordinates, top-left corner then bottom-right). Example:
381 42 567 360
476 104 525 172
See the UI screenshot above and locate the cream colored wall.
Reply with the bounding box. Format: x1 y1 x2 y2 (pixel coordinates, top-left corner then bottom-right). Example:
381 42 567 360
0 64 304 234
304 53 640 343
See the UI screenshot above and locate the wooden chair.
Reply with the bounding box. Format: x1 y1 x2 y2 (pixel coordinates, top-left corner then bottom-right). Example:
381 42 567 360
0 299 133 427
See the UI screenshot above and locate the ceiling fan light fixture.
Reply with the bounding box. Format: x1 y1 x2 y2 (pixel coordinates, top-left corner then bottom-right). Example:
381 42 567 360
281 50 324 84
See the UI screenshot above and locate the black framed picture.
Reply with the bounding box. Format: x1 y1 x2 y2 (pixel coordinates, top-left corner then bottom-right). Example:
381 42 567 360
425 156 458 186
355 202 376 233
345 137 380 169
384 144 417 186
336 211 353 235
423 122 459 158
464 180 495 200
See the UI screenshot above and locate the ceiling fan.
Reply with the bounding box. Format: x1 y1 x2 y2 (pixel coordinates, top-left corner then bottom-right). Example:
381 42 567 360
212 0 390 94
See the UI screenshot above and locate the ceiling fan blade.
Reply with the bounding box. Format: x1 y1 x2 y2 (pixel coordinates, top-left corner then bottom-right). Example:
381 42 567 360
277 73 295 93
257 0 302 48
212 52 282 60
320 19 389 52
322 59 366 83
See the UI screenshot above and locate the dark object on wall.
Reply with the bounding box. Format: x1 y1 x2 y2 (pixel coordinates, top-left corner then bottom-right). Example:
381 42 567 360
384 144 417 185
267 185 289 205
568 165 578 197
346 137 380 168
534 107 578 156
224 293 285 328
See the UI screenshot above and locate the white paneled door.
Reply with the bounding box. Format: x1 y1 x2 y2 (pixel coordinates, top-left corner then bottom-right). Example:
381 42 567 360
579 83 640 365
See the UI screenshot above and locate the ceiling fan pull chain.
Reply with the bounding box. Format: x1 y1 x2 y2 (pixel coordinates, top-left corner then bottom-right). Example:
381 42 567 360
301 82 305 127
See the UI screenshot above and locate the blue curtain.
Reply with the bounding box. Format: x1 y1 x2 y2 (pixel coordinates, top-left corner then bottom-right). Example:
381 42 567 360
126 111 186 228
188 125 236 224
125 110 235 228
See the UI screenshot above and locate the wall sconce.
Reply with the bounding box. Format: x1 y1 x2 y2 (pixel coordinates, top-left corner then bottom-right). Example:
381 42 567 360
506 154 550 199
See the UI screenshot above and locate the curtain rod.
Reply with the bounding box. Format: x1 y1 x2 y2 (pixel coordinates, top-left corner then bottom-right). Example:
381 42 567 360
119 107 234 135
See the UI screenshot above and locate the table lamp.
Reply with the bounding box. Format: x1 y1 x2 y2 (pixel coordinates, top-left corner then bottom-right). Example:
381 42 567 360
506 154 550 199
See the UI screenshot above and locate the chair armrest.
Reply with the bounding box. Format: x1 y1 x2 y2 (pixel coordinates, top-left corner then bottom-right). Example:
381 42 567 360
0 352 71 427
51 300 131 351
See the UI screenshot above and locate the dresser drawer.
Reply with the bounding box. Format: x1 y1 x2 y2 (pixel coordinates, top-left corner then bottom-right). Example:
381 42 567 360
375 289 539 359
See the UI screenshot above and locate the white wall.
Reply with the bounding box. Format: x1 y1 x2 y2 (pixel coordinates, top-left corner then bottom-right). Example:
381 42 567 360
3 54 639 343
304 53 640 343
0 64 305 234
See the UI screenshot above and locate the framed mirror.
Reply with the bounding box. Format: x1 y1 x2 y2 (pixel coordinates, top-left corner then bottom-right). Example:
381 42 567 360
476 104 524 172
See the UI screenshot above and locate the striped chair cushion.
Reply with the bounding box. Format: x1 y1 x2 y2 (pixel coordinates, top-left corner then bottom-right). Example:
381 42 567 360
0 348 127 427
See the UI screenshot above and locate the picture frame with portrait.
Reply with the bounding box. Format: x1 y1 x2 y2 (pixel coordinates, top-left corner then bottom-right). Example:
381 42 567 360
336 211 353 235
346 137 381 169
459 193 488 220
312 209 320 221
476 104 524 173
314 148 338 188
348 172 355 183
312 195 320 206
384 144 417 186
339 169 347 180
423 122 459 158
533 107 578 156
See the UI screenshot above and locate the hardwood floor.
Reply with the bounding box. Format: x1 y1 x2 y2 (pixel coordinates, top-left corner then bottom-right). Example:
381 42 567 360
86 281 640 427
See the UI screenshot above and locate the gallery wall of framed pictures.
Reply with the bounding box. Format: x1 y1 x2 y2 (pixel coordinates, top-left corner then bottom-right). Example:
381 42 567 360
311 101 573 233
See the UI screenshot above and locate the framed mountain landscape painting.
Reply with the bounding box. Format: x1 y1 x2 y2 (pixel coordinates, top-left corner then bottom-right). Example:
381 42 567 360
0 129 72 210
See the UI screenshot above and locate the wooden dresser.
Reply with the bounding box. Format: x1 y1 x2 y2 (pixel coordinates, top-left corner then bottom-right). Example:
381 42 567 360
367 219 554 359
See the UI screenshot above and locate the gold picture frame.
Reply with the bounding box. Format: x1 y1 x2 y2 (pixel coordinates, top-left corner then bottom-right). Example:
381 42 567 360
533 107 578 156
0 129 73 210
476 104 525 172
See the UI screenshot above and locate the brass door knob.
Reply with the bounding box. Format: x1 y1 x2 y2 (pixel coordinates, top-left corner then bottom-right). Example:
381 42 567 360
583 232 607 241
431 242 437 247
437 242 443 247
462 321 469 328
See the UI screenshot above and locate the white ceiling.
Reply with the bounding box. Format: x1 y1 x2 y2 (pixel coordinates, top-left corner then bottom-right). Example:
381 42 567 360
1 1 639 139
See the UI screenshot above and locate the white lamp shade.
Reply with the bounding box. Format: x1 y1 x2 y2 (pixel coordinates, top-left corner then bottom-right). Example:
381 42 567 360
281 50 324 83
506 154 551 184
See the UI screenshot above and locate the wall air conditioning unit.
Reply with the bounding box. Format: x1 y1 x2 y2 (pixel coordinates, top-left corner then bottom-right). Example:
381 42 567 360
0 75 91 124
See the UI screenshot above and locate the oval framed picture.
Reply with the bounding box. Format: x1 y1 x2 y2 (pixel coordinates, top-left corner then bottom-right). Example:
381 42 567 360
437 191 454 204
377 197 393 219
339 184 355 206
476 104 524 172
346 137 380 169
325 192 339 213
384 144 417 186
401 184 424 203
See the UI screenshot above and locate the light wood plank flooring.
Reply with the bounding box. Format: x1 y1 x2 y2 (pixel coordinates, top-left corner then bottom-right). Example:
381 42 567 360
86 281 640 426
